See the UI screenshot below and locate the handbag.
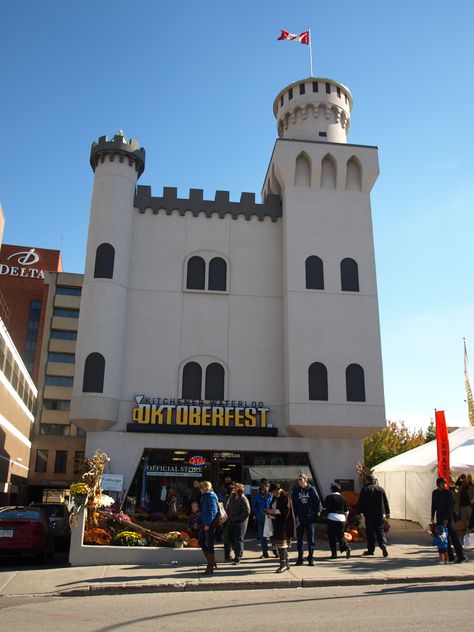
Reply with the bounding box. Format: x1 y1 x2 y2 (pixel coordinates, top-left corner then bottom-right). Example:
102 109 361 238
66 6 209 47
263 514 274 538
211 501 228 528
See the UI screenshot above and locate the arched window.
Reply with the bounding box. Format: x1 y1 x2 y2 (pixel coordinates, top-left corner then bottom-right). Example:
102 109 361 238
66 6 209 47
182 362 202 399
346 364 365 402
321 155 337 188
205 363 225 400
346 157 362 191
186 256 205 290
295 152 311 186
308 362 328 401
93 243 115 279
305 256 324 290
82 353 105 393
340 258 359 291
208 257 227 291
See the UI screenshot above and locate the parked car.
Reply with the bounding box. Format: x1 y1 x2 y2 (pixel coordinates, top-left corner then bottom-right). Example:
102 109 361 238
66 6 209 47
30 502 71 550
0 506 54 562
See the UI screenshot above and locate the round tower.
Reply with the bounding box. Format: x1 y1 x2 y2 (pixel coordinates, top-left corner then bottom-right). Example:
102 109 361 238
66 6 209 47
71 132 145 432
273 77 352 143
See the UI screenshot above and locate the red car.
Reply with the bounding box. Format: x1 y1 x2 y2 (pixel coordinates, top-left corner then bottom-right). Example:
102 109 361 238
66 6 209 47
0 506 54 562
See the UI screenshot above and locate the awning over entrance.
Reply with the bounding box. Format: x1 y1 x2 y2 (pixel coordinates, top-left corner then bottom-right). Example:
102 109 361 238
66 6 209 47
247 465 312 482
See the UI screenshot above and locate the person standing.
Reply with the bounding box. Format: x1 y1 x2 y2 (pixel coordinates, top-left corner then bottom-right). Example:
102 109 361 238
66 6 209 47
226 483 250 565
291 473 322 566
431 477 467 563
197 481 219 575
324 483 351 559
251 479 273 558
455 474 474 531
265 482 295 573
357 474 390 557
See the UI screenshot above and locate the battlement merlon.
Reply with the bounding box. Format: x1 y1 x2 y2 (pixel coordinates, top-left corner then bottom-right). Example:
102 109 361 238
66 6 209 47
90 131 146 178
134 186 282 222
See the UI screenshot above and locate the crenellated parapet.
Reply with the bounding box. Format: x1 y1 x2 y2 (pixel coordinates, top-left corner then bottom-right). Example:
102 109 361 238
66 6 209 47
90 131 146 178
134 186 282 222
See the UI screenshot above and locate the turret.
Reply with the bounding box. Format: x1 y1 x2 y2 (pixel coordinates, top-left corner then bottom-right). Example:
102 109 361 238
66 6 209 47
70 132 146 432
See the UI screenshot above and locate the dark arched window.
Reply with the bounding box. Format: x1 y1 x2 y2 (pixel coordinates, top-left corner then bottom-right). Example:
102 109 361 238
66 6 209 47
186 256 205 290
346 364 365 402
305 256 324 290
208 257 227 291
82 353 105 393
340 258 359 291
205 363 225 400
182 362 202 399
308 362 328 400
93 243 115 279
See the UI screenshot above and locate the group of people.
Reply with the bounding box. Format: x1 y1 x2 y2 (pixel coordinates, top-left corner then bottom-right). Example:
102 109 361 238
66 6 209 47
193 472 393 576
431 475 471 564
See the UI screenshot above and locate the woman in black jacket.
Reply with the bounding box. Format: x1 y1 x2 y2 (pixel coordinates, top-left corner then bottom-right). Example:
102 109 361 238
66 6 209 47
324 482 350 559
226 483 250 565
265 482 296 573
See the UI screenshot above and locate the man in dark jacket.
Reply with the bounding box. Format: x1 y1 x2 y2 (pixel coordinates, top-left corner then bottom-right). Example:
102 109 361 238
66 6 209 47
431 477 466 563
291 473 322 565
357 474 390 557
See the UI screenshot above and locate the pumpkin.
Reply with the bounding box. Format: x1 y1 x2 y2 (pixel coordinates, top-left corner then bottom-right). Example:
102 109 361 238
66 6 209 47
187 538 200 548
344 531 353 542
341 491 360 506
349 529 359 539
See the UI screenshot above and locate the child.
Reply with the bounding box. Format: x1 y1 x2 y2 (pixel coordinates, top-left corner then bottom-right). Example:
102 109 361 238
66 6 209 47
188 501 200 537
432 524 449 564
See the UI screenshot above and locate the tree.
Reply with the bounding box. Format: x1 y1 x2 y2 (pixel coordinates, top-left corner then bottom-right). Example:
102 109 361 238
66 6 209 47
425 418 436 442
364 420 426 469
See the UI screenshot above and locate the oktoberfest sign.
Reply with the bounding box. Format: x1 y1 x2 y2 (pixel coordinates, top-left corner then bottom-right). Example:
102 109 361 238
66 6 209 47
435 410 450 481
127 395 277 436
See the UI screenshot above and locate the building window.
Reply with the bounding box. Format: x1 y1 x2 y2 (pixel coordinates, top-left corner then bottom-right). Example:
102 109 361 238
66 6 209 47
205 363 225 400
288 88 293 100
208 258 227 291
337 87 341 98
54 450 68 474
186 256 206 290
76 427 86 438
312 81 318 92
319 132 327 137
305 256 324 290
45 375 74 387
182 362 202 399
340 258 359 291
280 95 284 107
53 308 79 318
93 243 115 279
51 330 77 340
48 352 75 364
35 449 48 473
40 424 68 436
325 82 331 94
56 286 82 296
24 299 42 372
74 451 85 474
82 352 105 393
308 363 328 401
299 83 305 95
346 364 366 402
321 154 337 188
43 399 70 411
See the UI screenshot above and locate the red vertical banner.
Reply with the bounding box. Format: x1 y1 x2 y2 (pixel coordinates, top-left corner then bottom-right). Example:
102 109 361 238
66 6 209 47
435 410 450 481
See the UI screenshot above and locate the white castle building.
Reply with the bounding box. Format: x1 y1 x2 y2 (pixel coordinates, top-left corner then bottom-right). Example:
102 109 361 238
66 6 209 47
70 76 385 508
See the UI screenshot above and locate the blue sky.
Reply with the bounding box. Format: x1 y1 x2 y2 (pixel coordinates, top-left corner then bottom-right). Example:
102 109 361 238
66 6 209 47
1 1 473 429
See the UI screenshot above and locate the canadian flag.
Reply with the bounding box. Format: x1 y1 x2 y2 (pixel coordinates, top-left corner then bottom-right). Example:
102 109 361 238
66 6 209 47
277 29 310 45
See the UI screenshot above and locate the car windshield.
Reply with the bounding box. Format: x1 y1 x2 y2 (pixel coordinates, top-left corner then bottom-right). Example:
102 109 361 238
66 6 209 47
0 509 42 521
33 505 64 518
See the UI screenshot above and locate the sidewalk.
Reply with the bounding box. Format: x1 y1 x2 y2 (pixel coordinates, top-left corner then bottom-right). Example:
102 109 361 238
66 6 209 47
0 521 472 597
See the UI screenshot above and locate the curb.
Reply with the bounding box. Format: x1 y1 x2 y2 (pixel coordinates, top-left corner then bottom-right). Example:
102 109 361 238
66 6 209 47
44 573 474 597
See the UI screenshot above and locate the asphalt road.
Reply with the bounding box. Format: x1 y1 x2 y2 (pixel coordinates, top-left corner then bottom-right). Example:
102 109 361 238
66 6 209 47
0 582 471 632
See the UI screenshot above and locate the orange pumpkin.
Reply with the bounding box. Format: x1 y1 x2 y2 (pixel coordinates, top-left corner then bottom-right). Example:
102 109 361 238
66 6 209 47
349 529 359 538
344 532 353 542
187 538 200 548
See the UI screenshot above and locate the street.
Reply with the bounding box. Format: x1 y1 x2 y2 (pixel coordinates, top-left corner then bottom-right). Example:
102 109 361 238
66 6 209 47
0 582 471 632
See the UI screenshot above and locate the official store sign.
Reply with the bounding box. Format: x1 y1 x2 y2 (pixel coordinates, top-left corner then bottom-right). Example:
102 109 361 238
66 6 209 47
0 248 45 279
127 395 278 436
145 464 204 478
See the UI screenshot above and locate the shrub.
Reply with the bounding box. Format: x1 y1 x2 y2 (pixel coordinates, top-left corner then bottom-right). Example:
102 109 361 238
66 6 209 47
83 528 112 545
113 530 146 547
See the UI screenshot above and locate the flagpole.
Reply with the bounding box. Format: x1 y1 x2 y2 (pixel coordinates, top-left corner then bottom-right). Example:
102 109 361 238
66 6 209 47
308 27 313 76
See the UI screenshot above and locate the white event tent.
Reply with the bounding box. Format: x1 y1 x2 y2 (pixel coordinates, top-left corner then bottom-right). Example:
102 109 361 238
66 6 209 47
373 427 474 528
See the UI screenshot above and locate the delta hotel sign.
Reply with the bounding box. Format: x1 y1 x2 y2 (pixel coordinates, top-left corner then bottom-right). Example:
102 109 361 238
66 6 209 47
0 248 46 279
128 395 276 437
